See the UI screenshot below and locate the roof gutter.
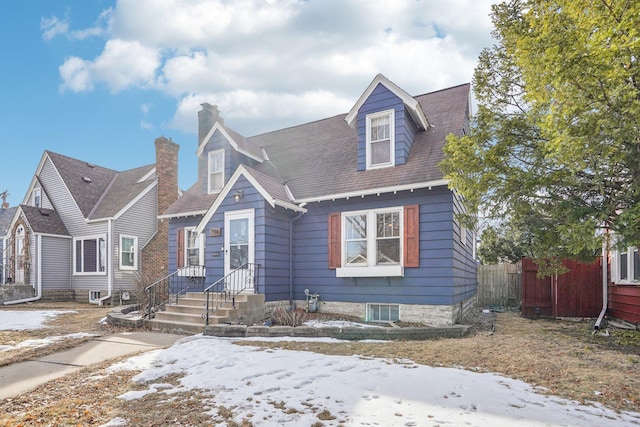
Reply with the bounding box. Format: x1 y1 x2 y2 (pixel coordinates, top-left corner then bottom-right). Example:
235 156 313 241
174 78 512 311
97 218 113 306
4 235 43 305
594 239 609 330
289 205 306 303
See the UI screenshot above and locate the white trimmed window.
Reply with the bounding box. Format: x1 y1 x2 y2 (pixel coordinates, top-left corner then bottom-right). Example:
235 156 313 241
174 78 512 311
613 245 640 284
74 235 106 275
208 149 224 193
337 207 403 277
366 109 395 169
33 189 41 208
177 227 205 276
119 235 138 270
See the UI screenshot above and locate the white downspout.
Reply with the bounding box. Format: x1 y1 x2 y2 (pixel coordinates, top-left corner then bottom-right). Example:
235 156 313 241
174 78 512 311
594 240 608 330
98 219 113 305
4 234 42 305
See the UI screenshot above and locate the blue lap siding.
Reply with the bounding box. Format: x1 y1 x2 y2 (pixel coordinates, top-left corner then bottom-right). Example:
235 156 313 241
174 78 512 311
290 186 476 306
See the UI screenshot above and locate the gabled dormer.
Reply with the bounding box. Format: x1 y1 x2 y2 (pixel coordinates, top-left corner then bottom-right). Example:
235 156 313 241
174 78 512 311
196 103 266 196
345 74 430 171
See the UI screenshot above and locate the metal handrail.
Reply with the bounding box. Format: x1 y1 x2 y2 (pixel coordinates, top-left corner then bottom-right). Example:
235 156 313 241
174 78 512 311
204 263 261 325
144 265 206 319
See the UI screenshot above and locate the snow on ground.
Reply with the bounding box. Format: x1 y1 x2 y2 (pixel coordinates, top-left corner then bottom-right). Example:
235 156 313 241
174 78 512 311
107 335 640 427
0 310 74 331
3 310 640 426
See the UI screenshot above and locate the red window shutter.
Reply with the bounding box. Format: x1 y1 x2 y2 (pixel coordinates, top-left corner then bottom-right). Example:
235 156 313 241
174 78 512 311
328 213 341 269
404 204 419 267
177 228 184 268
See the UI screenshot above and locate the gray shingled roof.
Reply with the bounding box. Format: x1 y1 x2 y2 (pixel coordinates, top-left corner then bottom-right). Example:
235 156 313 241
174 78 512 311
242 166 293 205
20 205 69 236
0 207 17 235
46 151 157 221
164 83 470 215
46 151 118 218
251 83 470 200
89 164 156 219
162 181 219 217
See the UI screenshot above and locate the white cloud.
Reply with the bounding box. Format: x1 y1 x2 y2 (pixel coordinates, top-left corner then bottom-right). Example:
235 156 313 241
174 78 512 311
58 0 498 134
59 57 94 92
41 16 69 41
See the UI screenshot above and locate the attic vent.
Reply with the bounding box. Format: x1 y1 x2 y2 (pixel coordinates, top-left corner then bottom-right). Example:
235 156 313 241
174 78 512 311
87 163 96 168
82 176 92 183
39 209 50 216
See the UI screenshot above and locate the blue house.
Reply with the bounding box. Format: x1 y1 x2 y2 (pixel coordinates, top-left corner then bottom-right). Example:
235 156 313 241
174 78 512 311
160 74 477 326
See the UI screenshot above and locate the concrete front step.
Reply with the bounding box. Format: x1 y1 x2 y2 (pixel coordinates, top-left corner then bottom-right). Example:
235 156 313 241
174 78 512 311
147 292 266 334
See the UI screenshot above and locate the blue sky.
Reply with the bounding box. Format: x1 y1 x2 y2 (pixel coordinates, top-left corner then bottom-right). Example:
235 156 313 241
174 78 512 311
0 0 496 208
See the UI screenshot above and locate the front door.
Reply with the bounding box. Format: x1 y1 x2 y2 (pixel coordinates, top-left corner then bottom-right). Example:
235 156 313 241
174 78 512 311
224 209 255 292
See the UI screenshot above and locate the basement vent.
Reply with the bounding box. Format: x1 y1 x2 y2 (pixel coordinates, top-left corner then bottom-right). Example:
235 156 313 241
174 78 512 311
89 291 101 303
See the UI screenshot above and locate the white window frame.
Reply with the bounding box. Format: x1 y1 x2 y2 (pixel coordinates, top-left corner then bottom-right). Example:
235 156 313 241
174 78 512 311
366 303 400 322
337 206 404 277
365 109 395 169
207 149 225 194
119 234 138 271
33 188 41 208
613 245 640 284
73 234 107 276
179 227 205 276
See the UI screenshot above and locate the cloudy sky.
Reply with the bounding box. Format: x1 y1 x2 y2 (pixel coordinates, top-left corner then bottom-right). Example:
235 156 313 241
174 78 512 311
0 0 497 206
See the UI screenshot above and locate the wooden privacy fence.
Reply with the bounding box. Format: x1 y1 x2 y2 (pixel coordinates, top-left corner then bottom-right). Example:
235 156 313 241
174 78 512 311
521 257 603 318
477 262 522 307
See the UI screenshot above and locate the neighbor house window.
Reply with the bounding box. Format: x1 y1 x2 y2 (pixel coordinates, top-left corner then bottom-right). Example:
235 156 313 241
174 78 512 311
614 245 640 284
208 149 224 193
119 235 138 270
74 235 106 275
366 109 395 169
33 189 41 208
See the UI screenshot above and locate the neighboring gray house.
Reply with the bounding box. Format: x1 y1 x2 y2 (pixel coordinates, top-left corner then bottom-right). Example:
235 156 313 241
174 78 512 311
0 204 17 284
4 138 179 304
161 74 478 326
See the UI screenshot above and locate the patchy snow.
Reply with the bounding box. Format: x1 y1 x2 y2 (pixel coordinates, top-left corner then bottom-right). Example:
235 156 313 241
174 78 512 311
3 310 639 426
0 332 97 352
0 310 74 330
107 335 640 427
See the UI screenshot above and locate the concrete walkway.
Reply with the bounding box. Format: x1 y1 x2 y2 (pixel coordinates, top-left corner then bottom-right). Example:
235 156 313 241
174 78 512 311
0 331 183 399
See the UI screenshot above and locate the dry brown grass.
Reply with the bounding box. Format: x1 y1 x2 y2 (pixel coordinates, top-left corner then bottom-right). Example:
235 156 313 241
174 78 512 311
0 302 113 367
0 303 638 426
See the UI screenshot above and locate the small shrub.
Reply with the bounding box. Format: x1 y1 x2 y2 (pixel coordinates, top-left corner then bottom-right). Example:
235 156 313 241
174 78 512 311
271 305 308 327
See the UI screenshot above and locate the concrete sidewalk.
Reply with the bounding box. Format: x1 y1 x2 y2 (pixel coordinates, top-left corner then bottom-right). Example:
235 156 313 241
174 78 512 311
0 331 184 399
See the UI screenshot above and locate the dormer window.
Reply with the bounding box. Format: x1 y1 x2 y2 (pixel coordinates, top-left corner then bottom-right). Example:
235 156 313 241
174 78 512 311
208 149 224 193
366 109 395 169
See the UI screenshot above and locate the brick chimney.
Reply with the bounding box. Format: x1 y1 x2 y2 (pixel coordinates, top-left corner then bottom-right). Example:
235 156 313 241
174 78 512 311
198 103 222 146
154 136 179 215
141 137 179 284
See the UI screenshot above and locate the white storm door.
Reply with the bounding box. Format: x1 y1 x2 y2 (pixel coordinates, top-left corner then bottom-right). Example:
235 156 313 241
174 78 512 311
224 209 255 292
